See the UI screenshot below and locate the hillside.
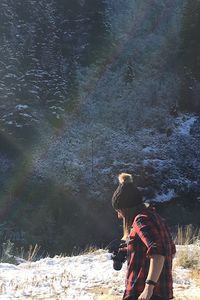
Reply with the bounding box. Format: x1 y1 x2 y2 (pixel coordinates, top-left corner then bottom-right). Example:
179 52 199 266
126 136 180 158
0 0 200 254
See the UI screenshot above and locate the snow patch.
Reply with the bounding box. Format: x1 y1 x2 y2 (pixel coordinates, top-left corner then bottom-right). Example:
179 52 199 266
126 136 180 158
15 105 29 110
153 189 176 202
143 158 171 168
177 116 198 135
0 247 199 299
142 146 156 154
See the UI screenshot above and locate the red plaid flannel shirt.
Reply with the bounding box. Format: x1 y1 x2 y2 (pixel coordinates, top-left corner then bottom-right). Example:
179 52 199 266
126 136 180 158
122 207 176 299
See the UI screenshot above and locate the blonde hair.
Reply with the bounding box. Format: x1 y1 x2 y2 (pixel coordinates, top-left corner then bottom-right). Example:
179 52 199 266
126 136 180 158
121 204 149 240
121 207 137 240
117 173 134 240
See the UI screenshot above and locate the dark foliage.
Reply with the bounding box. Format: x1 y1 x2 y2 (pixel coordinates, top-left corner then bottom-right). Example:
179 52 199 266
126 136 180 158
0 176 116 255
179 0 200 112
0 0 110 138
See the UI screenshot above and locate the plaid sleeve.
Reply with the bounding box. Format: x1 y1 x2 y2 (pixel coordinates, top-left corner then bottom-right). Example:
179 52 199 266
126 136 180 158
133 215 167 257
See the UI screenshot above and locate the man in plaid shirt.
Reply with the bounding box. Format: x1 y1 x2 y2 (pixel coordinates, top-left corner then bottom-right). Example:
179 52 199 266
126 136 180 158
112 173 176 300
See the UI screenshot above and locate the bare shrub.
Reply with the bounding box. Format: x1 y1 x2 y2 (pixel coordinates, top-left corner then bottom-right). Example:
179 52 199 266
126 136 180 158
174 225 200 270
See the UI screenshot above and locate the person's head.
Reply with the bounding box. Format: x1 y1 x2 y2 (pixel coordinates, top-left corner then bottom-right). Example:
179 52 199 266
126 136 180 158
112 172 143 239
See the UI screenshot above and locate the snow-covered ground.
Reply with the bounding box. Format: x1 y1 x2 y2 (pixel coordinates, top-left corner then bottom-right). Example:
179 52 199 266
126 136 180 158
0 246 199 300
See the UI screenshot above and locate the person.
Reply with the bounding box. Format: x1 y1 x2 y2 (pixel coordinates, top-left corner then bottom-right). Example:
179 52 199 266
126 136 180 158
111 173 176 300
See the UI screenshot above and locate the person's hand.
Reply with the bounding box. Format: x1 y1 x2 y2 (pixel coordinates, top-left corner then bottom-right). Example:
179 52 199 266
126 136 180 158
138 284 154 300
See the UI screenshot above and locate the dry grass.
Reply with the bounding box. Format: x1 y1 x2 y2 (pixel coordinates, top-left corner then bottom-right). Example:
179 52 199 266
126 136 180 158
175 247 199 269
174 224 200 245
27 244 41 261
173 226 200 300
69 245 99 257
174 225 200 270
80 245 100 255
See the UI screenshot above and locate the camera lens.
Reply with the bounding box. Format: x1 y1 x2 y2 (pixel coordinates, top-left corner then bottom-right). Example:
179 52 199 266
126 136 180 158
113 260 123 271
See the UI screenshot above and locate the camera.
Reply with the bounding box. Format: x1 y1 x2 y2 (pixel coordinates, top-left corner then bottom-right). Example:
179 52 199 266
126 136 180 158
107 239 127 271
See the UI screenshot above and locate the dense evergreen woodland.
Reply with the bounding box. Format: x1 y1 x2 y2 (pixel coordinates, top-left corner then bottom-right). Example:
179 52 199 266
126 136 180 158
0 0 200 255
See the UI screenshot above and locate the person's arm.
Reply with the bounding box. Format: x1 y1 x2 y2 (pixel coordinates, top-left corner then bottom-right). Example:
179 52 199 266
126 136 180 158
133 215 167 300
138 254 165 300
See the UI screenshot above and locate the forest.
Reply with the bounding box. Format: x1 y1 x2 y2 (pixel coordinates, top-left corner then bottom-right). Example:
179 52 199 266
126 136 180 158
0 0 200 256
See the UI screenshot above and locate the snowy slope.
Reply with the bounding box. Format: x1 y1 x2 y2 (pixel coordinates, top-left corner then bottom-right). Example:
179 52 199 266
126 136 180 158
32 113 200 203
